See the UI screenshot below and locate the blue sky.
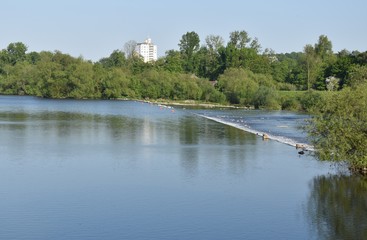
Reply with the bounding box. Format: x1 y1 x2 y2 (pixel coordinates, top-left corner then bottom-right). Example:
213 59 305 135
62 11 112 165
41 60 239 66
1 0 366 61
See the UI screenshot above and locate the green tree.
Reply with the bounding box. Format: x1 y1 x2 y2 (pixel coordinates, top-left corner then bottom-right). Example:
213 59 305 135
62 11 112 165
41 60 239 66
306 84 367 172
315 35 333 60
196 78 226 103
303 44 321 90
26 51 41 64
100 68 130 99
326 49 352 88
205 35 224 53
124 40 137 59
192 46 210 78
171 74 203 100
201 34 225 79
353 51 367 65
221 44 242 69
66 60 96 99
35 58 66 98
348 65 367 87
0 61 38 95
163 50 184 73
98 50 126 68
250 37 261 53
253 85 280 109
312 35 335 90
178 31 200 72
126 55 151 74
228 30 251 49
6 42 28 65
217 68 259 105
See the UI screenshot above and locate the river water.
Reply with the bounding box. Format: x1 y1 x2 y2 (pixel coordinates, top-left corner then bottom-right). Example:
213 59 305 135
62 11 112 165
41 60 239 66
0 95 366 240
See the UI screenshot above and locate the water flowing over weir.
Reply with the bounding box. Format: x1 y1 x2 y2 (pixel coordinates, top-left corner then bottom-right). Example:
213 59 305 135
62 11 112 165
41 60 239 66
195 112 314 151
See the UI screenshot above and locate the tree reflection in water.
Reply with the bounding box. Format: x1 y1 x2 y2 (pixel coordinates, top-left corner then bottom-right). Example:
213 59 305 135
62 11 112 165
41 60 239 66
307 174 367 239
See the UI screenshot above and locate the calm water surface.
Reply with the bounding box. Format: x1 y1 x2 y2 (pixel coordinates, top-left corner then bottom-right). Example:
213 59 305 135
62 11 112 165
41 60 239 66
0 96 366 240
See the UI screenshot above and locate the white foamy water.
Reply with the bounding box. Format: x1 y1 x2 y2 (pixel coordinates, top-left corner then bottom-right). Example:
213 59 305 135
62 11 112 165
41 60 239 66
198 114 314 151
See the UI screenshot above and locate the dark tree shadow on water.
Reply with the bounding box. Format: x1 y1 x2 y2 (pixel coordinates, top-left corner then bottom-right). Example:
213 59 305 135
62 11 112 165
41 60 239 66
306 174 367 240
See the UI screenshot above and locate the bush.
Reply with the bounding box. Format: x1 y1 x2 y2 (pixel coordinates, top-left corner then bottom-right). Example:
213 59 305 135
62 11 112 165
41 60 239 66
306 84 367 173
299 90 326 112
281 97 302 111
253 86 280 110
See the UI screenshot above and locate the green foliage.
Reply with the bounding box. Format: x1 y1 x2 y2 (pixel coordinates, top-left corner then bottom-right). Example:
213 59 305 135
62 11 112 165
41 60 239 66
277 91 303 111
306 84 367 171
1 33 366 114
348 65 367 88
217 68 258 105
217 68 277 108
205 35 224 53
328 50 353 87
196 80 226 103
164 50 184 73
6 42 28 65
281 97 302 111
100 68 130 99
228 30 251 49
98 50 126 68
299 90 326 112
314 35 333 60
178 31 200 72
253 86 280 110
303 44 322 90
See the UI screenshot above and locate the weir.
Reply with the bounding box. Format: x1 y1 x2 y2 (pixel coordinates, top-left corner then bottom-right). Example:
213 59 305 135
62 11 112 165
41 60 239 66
198 114 314 151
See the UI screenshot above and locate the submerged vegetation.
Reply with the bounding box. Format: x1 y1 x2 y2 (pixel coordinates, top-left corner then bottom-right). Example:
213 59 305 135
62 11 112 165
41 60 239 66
1 30 367 172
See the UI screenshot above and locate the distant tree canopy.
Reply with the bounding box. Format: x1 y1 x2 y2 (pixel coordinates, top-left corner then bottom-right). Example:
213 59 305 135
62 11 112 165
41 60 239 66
1 31 366 103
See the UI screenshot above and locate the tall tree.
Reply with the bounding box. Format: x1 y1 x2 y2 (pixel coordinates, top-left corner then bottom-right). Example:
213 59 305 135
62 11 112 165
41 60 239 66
250 37 261 53
303 44 320 90
6 42 28 65
312 35 334 90
178 31 200 72
205 35 224 53
123 40 137 59
203 35 225 79
315 35 333 60
228 30 251 49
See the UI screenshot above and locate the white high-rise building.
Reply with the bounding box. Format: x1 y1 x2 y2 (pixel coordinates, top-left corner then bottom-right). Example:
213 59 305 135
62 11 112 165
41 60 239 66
135 38 157 63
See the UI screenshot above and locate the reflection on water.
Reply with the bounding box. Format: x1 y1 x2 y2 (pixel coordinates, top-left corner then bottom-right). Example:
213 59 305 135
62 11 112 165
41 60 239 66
307 175 367 239
0 96 363 240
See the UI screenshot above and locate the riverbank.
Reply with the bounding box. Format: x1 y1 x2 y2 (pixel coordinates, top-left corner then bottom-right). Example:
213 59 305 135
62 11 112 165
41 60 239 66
138 99 252 109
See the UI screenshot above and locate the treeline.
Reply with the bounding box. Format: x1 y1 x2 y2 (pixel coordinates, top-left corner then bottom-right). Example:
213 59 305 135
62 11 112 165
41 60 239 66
0 45 225 103
0 31 367 110
155 31 367 92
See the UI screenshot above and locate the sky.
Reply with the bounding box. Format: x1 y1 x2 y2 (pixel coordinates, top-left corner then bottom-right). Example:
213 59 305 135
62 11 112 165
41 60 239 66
1 0 366 61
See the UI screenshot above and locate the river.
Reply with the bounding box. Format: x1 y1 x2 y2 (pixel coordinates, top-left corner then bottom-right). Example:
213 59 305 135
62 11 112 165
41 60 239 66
0 95 365 239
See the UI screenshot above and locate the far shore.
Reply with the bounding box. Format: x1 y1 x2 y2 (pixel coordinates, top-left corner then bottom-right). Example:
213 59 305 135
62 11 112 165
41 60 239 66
1 94 253 110
134 99 253 109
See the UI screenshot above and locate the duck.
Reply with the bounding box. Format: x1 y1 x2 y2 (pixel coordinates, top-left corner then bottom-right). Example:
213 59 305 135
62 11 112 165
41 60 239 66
262 133 269 140
298 150 305 155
